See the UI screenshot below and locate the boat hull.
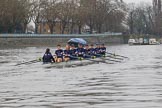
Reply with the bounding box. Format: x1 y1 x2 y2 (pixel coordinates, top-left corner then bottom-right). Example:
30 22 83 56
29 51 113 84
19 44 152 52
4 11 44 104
42 58 105 68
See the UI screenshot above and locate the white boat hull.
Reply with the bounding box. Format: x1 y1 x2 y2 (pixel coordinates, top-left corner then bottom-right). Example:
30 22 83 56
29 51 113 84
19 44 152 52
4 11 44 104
42 58 105 68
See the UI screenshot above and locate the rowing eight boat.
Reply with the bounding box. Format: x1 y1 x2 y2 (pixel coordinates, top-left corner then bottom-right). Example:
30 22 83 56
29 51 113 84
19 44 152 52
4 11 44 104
42 56 116 68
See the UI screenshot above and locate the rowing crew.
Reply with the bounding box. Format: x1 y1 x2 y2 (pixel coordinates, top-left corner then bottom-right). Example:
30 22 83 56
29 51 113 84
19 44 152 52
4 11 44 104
42 43 106 63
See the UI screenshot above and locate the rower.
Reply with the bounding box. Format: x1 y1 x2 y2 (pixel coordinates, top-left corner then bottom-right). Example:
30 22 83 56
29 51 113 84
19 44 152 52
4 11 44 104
89 44 96 56
100 44 106 56
84 44 90 55
43 48 55 63
55 44 63 63
76 43 85 58
84 44 91 58
63 44 70 62
69 44 78 60
95 43 101 57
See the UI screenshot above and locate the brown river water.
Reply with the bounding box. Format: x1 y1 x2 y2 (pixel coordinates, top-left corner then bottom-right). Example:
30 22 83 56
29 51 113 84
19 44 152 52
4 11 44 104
0 45 162 108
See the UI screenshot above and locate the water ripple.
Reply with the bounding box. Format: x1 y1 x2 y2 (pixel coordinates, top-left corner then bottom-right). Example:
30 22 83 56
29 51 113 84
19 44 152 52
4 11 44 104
1 45 162 108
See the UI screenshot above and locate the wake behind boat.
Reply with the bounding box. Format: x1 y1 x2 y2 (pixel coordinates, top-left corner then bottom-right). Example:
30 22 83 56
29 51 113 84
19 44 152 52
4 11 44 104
42 56 107 68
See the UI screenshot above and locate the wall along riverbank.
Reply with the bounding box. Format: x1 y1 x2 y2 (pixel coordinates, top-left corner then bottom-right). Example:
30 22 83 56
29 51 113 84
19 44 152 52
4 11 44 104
0 34 129 48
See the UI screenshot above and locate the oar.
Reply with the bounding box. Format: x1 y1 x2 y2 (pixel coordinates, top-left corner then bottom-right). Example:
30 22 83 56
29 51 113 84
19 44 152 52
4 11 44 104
94 54 123 60
89 54 122 63
88 59 114 64
69 55 113 64
70 56 79 60
83 55 114 64
105 55 124 60
106 52 129 59
100 57 121 63
92 54 122 62
15 58 42 66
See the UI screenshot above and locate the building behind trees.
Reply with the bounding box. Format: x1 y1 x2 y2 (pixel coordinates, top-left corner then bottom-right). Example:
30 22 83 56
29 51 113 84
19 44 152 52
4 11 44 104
0 0 126 34
1 0 162 36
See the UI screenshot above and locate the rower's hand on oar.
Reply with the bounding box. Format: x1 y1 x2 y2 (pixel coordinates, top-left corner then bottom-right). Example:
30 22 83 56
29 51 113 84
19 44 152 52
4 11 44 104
78 57 84 60
91 56 96 59
38 57 42 61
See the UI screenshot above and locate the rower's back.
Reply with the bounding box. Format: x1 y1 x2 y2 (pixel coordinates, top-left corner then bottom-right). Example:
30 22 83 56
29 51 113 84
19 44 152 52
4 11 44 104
43 48 54 63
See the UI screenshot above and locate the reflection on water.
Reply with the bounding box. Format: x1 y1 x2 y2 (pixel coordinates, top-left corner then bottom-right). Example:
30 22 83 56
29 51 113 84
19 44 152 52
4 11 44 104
0 45 162 108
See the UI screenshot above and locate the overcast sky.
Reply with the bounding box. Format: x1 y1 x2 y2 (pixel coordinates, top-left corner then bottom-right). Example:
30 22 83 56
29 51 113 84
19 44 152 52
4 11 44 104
124 0 152 4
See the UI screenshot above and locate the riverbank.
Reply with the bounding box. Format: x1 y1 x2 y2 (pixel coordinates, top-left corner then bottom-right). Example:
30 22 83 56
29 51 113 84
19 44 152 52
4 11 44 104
0 34 128 48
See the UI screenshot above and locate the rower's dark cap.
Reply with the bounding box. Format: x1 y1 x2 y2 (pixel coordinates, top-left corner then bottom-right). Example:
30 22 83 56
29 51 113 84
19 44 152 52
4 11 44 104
101 43 105 45
90 44 94 46
85 44 89 46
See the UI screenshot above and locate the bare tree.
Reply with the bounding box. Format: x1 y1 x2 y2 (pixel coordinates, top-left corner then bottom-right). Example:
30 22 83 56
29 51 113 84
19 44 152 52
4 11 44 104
42 0 59 34
75 3 86 34
69 1 78 34
57 0 73 34
31 0 45 34
20 0 33 33
83 0 96 34
0 0 31 33
127 3 153 34
0 0 127 34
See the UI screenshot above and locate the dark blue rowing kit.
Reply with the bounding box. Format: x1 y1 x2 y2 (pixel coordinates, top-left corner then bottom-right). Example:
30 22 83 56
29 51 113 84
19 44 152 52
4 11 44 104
89 48 96 56
55 49 63 58
69 49 77 60
64 50 71 58
43 52 54 63
100 47 106 55
76 48 85 57
52 46 107 61
95 47 101 54
70 49 77 56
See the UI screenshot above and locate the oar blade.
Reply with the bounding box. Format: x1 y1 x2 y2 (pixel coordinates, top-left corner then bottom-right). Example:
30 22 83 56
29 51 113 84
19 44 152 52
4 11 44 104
15 58 42 66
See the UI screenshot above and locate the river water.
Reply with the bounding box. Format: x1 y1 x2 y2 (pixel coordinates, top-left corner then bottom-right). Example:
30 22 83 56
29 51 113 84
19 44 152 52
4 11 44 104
0 45 162 108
